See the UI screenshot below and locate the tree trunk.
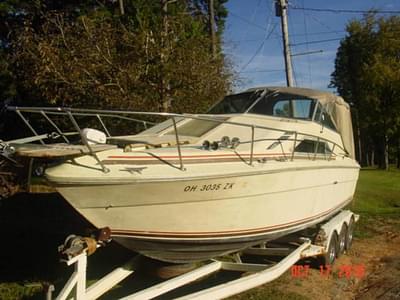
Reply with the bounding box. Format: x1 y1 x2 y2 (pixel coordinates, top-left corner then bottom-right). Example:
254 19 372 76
354 110 362 164
382 134 389 170
397 137 400 169
370 148 375 167
160 0 169 112
209 0 217 58
119 0 125 15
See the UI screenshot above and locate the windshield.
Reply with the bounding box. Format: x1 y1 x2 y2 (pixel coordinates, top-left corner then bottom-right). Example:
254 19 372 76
207 91 263 114
249 92 316 120
208 90 317 120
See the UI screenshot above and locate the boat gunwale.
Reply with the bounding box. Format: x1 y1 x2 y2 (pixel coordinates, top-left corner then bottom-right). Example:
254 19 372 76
46 163 360 186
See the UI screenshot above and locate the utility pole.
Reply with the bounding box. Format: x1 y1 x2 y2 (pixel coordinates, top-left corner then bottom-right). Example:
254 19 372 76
276 0 294 87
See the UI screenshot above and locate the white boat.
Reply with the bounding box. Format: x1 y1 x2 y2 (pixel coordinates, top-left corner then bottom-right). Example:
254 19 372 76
6 86 359 263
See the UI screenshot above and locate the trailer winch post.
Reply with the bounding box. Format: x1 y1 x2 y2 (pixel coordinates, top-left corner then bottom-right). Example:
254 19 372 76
55 252 88 300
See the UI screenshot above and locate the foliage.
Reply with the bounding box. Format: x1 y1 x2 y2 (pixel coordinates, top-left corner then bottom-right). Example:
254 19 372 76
0 0 233 134
0 282 43 300
331 14 400 169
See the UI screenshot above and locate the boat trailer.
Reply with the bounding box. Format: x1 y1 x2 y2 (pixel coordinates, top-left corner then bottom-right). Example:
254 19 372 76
49 210 358 300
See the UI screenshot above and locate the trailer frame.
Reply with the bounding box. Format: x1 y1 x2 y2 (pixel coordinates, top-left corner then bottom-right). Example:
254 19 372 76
50 210 359 300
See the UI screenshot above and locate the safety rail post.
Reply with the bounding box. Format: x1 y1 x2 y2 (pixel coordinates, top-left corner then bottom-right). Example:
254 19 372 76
15 110 45 145
313 137 320 161
172 117 185 171
329 144 336 161
249 125 255 165
291 132 298 161
40 111 70 143
66 110 109 173
96 114 111 137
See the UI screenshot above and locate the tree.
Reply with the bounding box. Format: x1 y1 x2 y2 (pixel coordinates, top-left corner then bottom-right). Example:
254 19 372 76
11 2 233 113
361 16 400 169
331 14 400 169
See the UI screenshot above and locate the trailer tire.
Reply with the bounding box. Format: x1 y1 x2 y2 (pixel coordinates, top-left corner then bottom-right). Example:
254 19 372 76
321 232 338 266
337 223 347 256
345 217 355 251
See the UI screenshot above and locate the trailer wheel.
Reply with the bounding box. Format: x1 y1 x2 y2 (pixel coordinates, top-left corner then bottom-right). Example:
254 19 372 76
337 223 347 256
321 232 338 266
345 217 355 251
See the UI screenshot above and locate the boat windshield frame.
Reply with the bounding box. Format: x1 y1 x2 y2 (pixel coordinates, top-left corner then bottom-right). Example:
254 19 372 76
208 89 338 131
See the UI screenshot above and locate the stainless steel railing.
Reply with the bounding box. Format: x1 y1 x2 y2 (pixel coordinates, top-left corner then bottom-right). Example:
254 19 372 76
6 106 349 172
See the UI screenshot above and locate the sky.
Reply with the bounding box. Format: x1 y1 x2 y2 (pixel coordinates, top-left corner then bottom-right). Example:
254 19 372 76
223 0 400 92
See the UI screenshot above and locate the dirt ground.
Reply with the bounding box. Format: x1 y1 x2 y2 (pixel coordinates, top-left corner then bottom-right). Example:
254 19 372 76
237 218 400 300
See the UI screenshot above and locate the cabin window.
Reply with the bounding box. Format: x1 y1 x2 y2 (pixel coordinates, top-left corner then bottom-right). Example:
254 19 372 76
314 103 337 131
249 94 315 120
293 99 314 119
273 100 290 117
295 139 332 154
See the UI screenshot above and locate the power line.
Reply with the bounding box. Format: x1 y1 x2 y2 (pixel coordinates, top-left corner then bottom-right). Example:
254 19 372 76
239 69 285 73
240 22 278 71
305 12 342 35
241 0 263 39
291 37 342 47
229 11 267 31
300 0 312 87
290 6 400 14
231 30 345 43
291 49 323 57
294 30 345 37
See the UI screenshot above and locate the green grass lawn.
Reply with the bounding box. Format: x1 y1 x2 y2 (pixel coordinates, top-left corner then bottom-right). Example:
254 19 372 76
352 167 400 215
351 167 400 239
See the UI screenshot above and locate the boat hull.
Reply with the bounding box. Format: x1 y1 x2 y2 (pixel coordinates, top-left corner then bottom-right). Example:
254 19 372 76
51 162 359 262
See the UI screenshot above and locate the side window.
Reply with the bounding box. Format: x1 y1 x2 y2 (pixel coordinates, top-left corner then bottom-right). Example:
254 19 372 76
314 103 337 131
294 140 315 153
321 112 336 130
314 103 323 121
295 139 331 154
273 100 290 117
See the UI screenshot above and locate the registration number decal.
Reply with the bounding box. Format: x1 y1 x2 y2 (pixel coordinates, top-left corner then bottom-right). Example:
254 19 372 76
184 182 235 192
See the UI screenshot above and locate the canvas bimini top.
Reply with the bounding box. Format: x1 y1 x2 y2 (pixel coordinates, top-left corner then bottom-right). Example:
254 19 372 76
208 86 355 159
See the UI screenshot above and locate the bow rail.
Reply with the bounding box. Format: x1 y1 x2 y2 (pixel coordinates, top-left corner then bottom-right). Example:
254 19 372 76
5 106 349 172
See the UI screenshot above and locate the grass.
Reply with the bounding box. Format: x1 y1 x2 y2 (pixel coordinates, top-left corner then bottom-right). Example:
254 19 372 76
0 283 43 300
352 167 400 215
1 167 399 299
351 167 400 239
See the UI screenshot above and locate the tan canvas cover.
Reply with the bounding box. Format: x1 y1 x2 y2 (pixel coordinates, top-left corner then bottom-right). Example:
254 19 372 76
247 87 356 158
